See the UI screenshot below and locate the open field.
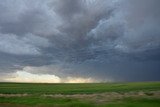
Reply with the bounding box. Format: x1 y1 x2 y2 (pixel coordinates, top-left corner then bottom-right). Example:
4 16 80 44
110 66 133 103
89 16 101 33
0 82 160 107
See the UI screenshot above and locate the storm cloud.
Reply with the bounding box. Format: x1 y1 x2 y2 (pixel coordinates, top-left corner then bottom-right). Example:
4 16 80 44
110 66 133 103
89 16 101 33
0 0 160 82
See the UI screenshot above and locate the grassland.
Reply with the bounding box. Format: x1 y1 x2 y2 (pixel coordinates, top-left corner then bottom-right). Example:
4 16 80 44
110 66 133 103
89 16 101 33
0 82 160 107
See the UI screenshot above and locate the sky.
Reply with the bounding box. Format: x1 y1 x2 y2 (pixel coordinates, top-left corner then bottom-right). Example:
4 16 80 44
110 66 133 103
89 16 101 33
0 0 160 83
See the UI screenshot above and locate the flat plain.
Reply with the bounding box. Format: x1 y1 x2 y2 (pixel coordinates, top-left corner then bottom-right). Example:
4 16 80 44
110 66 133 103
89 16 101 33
0 82 160 107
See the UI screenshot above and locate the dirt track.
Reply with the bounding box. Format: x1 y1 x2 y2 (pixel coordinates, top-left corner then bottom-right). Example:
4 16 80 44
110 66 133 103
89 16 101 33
1 91 160 103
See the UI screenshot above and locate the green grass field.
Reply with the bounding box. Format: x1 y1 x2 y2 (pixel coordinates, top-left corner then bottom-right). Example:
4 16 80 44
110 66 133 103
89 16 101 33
0 82 160 107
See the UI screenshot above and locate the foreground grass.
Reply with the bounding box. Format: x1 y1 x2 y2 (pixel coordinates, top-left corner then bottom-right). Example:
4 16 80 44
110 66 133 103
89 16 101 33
0 82 160 107
0 96 94 107
0 96 160 107
103 98 160 107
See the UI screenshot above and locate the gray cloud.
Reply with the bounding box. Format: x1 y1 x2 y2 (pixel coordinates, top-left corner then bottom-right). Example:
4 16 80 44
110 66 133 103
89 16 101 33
0 0 160 82
114 0 160 53
0 33 50 55
0 0 61 36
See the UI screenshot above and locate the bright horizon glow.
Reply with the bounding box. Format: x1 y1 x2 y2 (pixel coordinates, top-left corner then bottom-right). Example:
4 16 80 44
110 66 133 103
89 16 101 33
4 71 61 83
4 71 98 83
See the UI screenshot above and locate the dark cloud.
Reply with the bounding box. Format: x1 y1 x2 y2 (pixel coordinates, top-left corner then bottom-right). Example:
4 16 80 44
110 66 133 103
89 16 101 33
0 0 160 82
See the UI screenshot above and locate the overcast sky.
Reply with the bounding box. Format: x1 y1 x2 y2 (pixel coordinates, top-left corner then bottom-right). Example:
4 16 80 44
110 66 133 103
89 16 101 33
0 0 160 83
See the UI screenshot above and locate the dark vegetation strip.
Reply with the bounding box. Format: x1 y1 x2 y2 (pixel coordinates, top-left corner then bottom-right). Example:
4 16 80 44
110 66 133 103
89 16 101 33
0 82 160 94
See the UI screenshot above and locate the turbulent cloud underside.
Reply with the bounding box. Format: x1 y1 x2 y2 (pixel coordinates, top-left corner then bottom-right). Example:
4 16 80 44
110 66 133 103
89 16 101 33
0 0 160 82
